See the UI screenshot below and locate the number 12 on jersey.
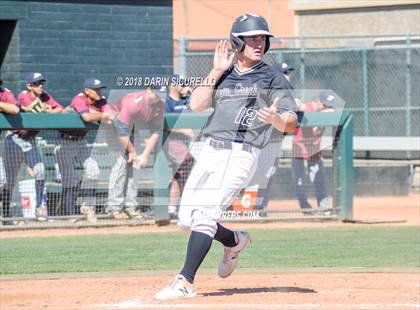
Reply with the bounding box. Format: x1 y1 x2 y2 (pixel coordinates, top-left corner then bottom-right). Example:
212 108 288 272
234 107 257 127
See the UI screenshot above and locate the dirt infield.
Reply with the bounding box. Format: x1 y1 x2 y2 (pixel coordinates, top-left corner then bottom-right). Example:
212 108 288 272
0 195 419 309
1 271 419 310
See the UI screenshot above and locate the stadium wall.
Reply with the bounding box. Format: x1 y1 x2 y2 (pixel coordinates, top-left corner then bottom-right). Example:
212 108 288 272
0 0 173 105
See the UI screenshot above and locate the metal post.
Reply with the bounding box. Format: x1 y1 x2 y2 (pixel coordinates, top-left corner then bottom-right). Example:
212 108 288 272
300 37 305 100
338 113 354 220
153 123 170 225
179 36 187 77
406 34 412 138
362 49 369 136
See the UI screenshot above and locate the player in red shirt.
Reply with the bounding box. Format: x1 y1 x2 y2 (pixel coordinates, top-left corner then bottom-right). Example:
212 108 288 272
56 78 109 222
292 90 336 214
0 74 20 224
3 73 63 222
105 87 164 219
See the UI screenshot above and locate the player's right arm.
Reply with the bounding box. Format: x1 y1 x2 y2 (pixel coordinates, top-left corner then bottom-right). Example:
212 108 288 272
189 40 234 112
0 101 19 114
71 95 103 122
81 109 103 122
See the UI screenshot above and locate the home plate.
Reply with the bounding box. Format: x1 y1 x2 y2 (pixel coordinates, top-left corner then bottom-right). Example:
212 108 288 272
103 299 142 308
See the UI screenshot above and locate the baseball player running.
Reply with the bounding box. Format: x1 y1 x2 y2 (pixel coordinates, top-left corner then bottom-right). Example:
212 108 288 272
155 13 298 300
0 74 20 224
3 73 63 221
56 78 108 221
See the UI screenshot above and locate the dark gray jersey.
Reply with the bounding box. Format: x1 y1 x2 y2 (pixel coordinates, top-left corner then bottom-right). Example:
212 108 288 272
202 61 297 148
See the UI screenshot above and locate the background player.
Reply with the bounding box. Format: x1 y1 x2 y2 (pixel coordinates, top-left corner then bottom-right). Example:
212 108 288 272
249 62 296 212
164 75 195 218
0 74 20 224
155 14 298 300
3 73 63 222
164 74 192 113
56 78 108 222
105 87 164 219
292 90 336 214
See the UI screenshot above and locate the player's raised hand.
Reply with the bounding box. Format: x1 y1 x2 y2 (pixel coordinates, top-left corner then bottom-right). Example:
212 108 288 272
213 40 235 72
257 97 279 124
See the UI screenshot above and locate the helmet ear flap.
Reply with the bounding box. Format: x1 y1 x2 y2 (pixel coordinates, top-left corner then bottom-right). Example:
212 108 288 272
230 34 245 52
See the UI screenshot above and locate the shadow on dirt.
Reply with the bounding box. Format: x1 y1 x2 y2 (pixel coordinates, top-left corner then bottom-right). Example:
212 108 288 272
201 286 317 297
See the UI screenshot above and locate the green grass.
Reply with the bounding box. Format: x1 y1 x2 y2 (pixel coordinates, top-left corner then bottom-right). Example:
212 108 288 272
0 227 419 275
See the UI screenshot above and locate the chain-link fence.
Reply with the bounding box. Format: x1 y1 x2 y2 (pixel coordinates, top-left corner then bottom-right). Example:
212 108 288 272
1 110 354 228
0 128 156 227
175 35 420 159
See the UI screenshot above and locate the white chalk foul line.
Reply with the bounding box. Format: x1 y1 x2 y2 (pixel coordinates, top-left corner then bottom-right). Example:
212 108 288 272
103 300 420 309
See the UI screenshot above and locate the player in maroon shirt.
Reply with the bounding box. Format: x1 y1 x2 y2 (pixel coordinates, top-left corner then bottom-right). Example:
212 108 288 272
56 78 109 222
0 75 20 224
3 73 63 222
105 87 164 219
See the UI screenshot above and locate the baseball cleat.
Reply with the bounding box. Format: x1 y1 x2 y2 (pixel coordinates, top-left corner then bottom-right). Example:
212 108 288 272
154 274 197 300
80 205 97 223
124 209 143 220
218 231 251 278
35 207 47 222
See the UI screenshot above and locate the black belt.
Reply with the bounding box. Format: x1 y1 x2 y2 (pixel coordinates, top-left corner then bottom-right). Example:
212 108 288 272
208 138 253 153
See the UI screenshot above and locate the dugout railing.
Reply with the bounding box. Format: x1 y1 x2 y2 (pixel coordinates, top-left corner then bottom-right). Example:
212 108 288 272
0 111 354 228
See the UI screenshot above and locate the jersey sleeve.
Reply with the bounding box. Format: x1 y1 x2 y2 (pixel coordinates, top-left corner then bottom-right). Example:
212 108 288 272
18 91 32 107
115 119 131 137
71 96 89 114
43 93 63 109
2 89 18 105
268 74 298 115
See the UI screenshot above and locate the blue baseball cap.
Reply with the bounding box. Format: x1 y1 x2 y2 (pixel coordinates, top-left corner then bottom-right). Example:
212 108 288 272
319 90 336 108
273 62 295 75
26 72 46 84
83 78 106 89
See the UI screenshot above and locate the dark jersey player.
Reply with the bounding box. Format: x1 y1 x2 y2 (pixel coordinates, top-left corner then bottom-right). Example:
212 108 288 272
155 13 298 300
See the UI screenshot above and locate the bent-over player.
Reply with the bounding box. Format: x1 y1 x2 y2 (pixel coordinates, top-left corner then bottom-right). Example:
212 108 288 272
105 87 164 219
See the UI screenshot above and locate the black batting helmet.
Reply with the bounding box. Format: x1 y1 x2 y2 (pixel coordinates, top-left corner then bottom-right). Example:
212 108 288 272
230 13 273 53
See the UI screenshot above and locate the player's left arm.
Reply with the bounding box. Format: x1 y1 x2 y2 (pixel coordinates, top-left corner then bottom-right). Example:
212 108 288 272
257 98 298 133
45 94 64 113
258 75 300 133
